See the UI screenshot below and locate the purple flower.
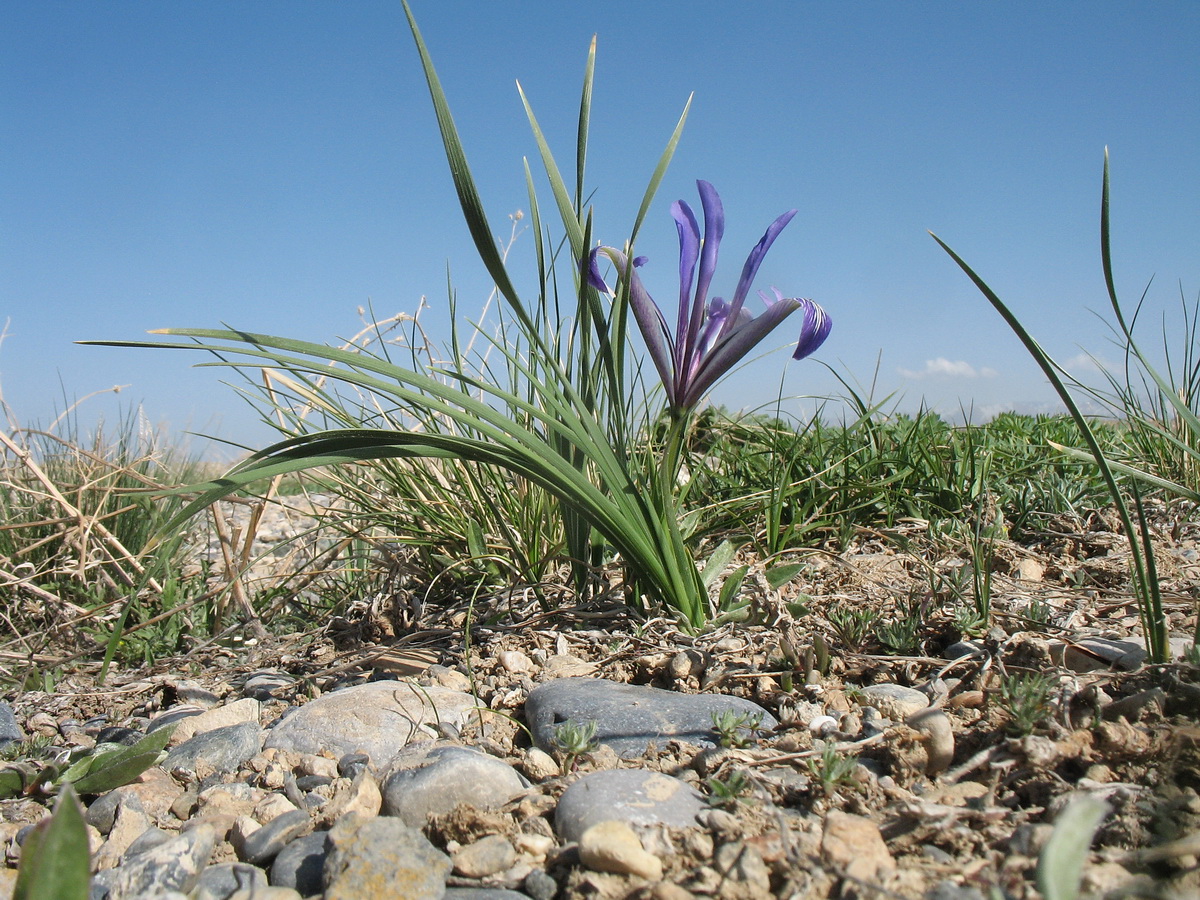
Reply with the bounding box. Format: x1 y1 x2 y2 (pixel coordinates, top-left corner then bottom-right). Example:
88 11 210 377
588 180 830 413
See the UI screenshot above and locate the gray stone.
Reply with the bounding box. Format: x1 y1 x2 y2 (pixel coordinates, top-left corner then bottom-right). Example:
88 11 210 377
382 743 527 828
163 721 263 775
169 680 221 708
555 769 708 842
122 827 174 860
95 726 143 746
858 683 929 719
1057 637 1147 672
0 701 23 747
522 870 557 900
105 823 216 900
444 890 533 899
86 789 131 834
146 705 207 734
942 641 985 660
195 861 271 899
338 752 371 780
925 881 987 900
323 815 451 900
265 681 478 772
243 670 297 700
452 834 517 878
237 808 312 865
270 831 329 896
525 677 778 757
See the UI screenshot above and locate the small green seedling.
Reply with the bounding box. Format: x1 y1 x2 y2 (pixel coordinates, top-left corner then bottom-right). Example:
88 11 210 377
806 744 859 795
706 769 755 808
827 606 878 651
999 671 1056 736
551 719 599 771
710 709 764 749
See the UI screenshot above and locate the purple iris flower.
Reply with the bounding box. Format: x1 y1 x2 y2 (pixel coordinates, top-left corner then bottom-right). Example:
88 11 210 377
588 180 830 413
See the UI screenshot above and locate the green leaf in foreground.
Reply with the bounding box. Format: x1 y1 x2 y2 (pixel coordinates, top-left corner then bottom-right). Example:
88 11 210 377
1038 794 1109 900
14 783 90 900
68 724 175 795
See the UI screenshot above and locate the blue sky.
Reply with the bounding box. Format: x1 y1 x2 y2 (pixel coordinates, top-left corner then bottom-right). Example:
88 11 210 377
3 1 1198 456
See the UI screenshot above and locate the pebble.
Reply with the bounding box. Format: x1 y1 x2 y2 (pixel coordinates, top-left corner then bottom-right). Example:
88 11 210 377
0 702 22 747
269 831 329 896
95 726 143 746
525 677 778 757
452 834 518 878
714 840 771 895
942 640 985 660
147 705 207 735
264 681 478 771
1054 637 1147 672
522 870 558 900
98 823 216 900
163 721 264 775
807 714 838 737
820 810 894 883
194 860 271 898
555 769 707 841
168 698 260 746
236 808 311 865
381 743 528 828
858 683 929 719
323 814 451 900
578 819 663 880
242 670 297 700
906 708 955 775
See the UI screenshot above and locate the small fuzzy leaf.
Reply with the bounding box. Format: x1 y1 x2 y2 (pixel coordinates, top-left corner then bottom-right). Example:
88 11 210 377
700 540 739 589
765 563 806 592
0 766 32 800
717 565 750 612
14 783 90 900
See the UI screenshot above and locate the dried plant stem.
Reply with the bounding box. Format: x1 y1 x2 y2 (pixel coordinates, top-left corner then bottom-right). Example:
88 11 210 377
0 428 162 595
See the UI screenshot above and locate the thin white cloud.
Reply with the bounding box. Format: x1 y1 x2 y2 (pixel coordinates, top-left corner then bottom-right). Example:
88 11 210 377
897 357 998 380
1061 352 1109 374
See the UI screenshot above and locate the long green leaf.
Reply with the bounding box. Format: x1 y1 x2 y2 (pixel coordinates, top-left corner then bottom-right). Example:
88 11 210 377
14 784 90 900
1038 794 1109 900
932 218 1168 662
401 1 524 323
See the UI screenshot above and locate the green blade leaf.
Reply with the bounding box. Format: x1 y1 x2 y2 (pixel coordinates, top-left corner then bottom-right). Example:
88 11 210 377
14 783 90 900
1038 794 1109 900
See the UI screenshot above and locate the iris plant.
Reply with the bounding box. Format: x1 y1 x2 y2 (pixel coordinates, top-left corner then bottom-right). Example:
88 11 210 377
589 180 830 419
86 8 834 630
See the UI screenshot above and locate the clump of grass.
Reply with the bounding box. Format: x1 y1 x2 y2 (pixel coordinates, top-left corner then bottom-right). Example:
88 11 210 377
0 398 211 670
710 709 765 749
932 150 1174 662
706 769 755 808
806 745 859 795
999 671 1057 736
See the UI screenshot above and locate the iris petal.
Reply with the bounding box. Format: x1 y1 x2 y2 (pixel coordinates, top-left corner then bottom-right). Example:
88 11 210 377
588 183 828 414
791 300 832 361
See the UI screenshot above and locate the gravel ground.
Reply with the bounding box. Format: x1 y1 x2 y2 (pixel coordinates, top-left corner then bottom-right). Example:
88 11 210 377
2 497 1198 899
